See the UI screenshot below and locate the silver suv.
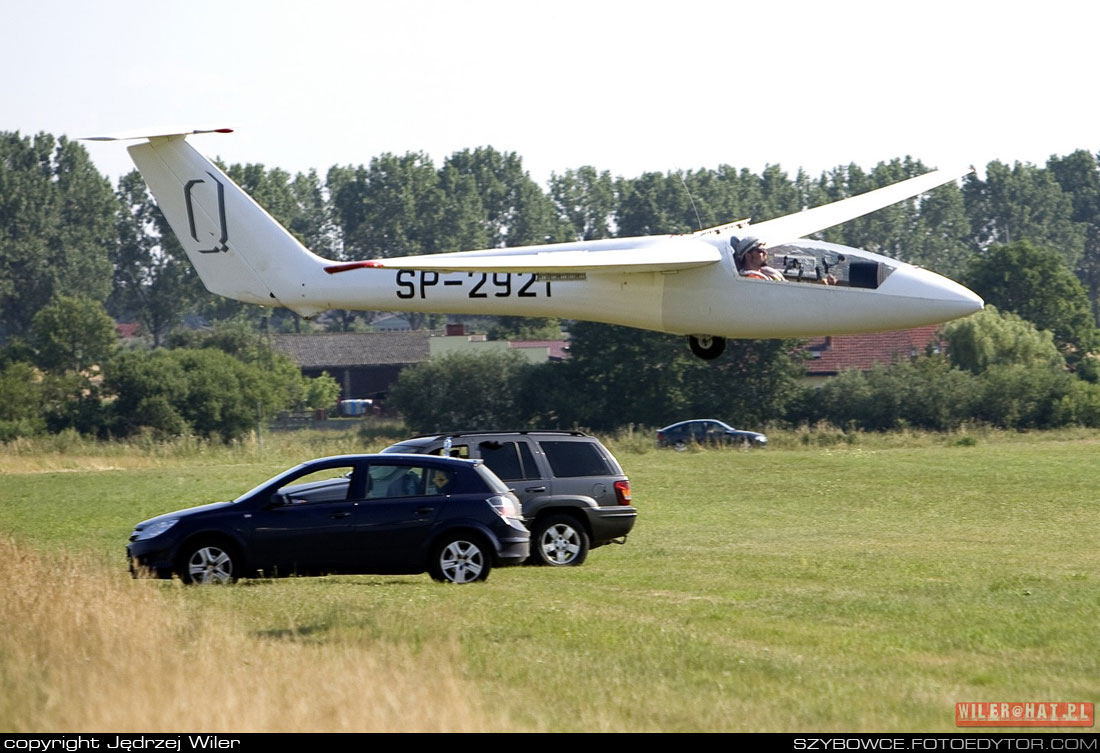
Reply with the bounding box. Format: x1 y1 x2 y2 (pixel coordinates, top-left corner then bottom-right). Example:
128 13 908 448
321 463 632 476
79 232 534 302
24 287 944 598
383 431 636 567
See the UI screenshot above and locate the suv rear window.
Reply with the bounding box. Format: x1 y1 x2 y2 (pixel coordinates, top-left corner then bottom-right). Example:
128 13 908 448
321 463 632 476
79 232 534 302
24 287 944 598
539 441 613 478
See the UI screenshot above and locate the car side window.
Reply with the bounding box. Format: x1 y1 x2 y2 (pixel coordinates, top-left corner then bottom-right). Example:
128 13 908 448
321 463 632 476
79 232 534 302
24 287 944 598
478 440 538 481
275 466 356 505
538 441 613 478
364 464 453 498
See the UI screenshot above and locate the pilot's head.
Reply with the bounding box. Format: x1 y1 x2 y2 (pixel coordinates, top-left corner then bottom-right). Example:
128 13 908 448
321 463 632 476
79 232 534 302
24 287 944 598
733 236 766 269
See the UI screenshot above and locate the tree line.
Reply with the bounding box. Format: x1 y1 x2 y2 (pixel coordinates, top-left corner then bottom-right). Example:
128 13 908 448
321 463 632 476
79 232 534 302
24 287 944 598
3 130 1100 439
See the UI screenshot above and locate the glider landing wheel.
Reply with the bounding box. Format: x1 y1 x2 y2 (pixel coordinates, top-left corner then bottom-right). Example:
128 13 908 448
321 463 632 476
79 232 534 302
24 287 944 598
689 335 726 360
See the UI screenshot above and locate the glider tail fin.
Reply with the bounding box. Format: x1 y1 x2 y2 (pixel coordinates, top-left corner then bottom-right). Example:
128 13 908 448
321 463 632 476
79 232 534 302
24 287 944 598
125 134 330 314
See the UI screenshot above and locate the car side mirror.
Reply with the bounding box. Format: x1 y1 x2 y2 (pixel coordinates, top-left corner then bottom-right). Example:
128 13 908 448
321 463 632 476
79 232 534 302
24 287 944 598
267 493 290 509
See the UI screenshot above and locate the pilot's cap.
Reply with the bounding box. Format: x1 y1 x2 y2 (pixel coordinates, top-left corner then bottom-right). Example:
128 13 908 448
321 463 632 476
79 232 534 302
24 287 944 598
731 236 764 263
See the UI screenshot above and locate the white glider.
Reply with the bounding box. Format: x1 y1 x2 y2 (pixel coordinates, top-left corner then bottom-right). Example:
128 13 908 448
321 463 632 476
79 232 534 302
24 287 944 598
93 129 982 359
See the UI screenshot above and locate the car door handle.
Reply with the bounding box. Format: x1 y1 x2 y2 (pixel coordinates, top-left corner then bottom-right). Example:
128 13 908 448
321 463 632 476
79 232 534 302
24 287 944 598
415 507 435 515
524 486 546 493
330 512 351 519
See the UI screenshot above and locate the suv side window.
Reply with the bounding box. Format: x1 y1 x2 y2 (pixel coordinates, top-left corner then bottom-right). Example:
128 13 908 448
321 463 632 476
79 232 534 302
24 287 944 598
539 441 613 478
478 440 539 481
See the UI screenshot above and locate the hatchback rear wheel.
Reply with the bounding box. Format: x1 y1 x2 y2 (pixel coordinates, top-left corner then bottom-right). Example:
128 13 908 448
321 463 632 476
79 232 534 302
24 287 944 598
429 534 491 583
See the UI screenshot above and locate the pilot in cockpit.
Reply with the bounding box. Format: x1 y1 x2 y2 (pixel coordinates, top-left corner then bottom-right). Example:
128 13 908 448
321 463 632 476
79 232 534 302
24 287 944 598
733 236 836 285
733 237 785 281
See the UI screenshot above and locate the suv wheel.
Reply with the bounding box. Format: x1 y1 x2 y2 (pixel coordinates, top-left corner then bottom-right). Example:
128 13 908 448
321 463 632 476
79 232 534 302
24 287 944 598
531 515 589 567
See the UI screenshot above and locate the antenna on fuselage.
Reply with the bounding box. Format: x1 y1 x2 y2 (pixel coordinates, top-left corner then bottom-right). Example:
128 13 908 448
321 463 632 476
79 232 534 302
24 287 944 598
678 171 704 232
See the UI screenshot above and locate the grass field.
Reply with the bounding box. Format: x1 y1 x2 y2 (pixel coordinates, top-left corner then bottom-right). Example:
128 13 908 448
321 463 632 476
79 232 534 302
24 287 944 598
1 428 1097 732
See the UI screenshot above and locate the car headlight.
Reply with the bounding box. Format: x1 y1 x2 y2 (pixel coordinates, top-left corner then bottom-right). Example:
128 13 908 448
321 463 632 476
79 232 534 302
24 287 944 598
133 518 179 541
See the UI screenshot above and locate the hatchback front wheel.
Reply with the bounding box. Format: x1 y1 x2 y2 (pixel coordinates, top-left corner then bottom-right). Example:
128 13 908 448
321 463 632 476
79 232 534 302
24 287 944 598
178 541 238 585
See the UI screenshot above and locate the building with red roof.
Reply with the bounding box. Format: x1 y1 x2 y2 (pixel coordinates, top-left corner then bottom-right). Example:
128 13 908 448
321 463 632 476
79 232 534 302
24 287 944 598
801 325 943 384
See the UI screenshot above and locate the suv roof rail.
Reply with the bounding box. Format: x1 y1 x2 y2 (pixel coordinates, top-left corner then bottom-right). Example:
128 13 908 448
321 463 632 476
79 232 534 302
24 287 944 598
405 429 591 440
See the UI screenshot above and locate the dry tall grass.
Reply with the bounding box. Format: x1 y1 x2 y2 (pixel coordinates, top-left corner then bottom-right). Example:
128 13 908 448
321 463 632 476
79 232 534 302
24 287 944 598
0 427 384 475
0 537 507 732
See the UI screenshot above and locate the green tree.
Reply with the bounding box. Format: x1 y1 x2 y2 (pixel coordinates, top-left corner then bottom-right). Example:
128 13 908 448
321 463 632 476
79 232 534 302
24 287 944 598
30 294 117 373
615 172 696 237
390 350 531 433
963 161 1085 268
554 322 802 430
907 179 973 279
0 133 115 338
435 162 491 251
442 147 568 247
0 361 45 439
550 166 616 241
328 152 444 259
964 241 1098 361
941 305 1064 374
1047 150 1100 325
166 316 316 410
303 371 341 412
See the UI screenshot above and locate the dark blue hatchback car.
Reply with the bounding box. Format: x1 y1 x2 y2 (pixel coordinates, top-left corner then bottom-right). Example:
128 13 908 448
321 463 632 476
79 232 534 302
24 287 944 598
127 454 529 584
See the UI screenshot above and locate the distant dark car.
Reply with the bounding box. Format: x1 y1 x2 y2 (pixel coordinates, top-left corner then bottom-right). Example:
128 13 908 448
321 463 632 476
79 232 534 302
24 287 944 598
127 454 529 584
382 431 636 568
657 420 767 449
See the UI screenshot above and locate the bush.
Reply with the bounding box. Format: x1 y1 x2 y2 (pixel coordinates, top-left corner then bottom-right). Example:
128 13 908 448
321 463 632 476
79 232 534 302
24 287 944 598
389 351 531 433
974 364 1087 430
104 348 299 441
0 362 44 430
941 306 1064 374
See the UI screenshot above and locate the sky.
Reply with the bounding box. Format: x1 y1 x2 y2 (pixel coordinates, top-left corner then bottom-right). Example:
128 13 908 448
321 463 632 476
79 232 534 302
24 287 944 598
5 0 1099 188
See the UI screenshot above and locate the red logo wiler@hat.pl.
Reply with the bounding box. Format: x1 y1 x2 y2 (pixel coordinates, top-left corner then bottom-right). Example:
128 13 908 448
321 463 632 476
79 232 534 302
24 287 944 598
956 702 1094 727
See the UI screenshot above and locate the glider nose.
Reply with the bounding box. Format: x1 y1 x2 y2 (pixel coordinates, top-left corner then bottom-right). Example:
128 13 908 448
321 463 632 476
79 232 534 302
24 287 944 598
881 265 984 322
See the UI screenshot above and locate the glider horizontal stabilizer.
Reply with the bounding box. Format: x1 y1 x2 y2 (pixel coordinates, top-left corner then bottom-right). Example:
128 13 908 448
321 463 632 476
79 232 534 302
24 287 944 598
83 127 234 142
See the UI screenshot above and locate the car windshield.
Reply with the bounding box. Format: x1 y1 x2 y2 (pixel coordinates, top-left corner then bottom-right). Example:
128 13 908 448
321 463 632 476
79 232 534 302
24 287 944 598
230 462 324 503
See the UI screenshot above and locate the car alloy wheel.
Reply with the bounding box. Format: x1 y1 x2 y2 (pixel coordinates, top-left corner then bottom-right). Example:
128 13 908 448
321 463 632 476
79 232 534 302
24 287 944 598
180 543 237 585
532 515 589 566
432 536 490 583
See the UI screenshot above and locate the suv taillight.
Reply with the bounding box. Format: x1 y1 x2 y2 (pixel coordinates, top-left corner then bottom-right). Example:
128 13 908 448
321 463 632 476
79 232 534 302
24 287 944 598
614 480 632 505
